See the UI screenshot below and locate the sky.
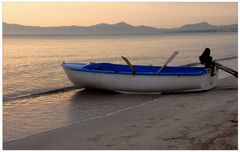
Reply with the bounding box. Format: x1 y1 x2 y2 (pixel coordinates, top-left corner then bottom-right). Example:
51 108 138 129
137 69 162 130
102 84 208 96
3 2 238 28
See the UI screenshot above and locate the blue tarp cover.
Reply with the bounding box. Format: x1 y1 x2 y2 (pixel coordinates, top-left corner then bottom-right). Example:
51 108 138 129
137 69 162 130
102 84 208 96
61 63 207 76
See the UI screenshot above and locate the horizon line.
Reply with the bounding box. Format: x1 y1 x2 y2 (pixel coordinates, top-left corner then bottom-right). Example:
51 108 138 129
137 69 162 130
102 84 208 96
3 21 238 29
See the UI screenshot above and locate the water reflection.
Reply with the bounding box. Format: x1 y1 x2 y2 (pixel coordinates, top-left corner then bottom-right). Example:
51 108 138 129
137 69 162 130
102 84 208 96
68 89 160 122
4 89 160 142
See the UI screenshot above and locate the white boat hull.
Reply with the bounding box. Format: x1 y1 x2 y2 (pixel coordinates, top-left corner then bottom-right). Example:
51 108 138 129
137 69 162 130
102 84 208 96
62 68 218 92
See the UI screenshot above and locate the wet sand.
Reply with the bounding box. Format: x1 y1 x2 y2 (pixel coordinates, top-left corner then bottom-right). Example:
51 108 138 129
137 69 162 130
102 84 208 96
4 76 238 150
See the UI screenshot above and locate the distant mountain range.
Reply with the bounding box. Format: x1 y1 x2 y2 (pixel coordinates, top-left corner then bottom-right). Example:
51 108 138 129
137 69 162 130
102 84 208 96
3 21 238 35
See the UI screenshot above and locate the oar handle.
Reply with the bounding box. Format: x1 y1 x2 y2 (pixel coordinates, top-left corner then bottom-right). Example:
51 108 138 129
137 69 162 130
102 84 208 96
121 56 136 76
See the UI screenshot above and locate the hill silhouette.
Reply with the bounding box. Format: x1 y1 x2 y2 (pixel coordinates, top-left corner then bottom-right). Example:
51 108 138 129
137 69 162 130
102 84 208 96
3 21 238 35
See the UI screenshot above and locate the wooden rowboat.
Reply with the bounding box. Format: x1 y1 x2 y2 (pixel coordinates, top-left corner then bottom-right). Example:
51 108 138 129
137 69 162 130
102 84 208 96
61 62 218 92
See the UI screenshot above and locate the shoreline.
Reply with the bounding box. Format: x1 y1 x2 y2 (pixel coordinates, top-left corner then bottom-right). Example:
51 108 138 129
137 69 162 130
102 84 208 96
4 76 238 150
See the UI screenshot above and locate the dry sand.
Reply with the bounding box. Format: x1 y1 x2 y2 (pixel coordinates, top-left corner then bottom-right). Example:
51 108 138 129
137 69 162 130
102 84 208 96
4 76 238 150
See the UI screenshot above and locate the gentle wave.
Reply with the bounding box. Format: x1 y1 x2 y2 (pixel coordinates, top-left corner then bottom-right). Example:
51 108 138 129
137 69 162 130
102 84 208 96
3 86 76 102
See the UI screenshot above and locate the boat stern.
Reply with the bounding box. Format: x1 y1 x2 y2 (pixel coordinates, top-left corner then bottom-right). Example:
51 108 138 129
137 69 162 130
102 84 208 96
200 67 219 90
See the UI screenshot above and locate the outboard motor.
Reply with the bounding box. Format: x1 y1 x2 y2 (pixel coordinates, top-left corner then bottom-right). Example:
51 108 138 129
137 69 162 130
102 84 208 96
199 48 238 78
199 48 215 76
199 48 213 68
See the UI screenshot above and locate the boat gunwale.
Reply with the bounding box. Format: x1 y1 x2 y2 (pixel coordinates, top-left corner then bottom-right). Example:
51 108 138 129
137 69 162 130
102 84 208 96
61 63 208 76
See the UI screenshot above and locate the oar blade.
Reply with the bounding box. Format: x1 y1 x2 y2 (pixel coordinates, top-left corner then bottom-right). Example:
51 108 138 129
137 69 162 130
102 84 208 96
214 61 238 78
157 51 179 74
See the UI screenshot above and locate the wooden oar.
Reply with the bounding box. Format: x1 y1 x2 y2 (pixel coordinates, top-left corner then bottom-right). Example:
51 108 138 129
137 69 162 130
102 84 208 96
121 56 136 76
213 61 238 78
157 51 179 74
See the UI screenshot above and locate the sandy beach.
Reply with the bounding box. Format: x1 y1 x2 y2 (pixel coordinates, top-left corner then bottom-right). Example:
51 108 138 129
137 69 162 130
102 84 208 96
4 76 237 150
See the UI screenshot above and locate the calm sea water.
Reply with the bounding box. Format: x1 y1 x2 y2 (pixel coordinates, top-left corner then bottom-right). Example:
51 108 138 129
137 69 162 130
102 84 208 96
3 32 238 100
3 32 238 142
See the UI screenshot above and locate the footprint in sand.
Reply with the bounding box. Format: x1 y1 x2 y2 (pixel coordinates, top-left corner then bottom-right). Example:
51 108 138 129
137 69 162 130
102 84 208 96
86 134 102 143
112 134 140 143
145 125 153 128
131 125 137 128
147 117 155 121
